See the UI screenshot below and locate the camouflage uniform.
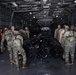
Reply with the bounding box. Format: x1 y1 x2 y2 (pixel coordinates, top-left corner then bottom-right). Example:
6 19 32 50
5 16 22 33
12 33 27 68
1 30 14 62
60 26 69 59
60 29 67 59
64 30 76 64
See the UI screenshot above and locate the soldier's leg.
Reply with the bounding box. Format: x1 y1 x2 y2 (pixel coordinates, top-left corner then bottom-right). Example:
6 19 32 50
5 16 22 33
64 46 70 64
8 46 13 63
70 46 75 64
13 50 19 69
20 48 27 69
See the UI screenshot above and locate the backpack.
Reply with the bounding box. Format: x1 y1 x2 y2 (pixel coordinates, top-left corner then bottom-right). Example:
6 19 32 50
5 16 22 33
65 30 76 43
4 30 14 42
13 34 23 47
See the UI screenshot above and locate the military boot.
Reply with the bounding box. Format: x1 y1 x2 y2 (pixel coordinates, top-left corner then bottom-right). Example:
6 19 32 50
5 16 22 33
22 64 28 69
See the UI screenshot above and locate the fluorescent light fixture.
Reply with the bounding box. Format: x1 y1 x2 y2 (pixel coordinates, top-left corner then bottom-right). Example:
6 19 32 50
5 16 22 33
56 15 58 17
74 0 76 3
12 2 18 7
29 12 32 14
33 16 35 18
58 2 61 5
43 0 47 4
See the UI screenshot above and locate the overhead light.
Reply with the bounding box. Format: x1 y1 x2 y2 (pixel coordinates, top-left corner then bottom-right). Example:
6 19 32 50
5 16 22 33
74 0 76 3
12 2 18 7
29 12 32 14
33 16 35 18
56 15 58 18
43 0 47 4
57 2 61 5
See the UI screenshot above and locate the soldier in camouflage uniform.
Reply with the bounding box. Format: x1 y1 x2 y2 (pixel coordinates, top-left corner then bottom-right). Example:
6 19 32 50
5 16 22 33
59 25 69 59
12 31 28 69
63 26 76 65
1 28 14 64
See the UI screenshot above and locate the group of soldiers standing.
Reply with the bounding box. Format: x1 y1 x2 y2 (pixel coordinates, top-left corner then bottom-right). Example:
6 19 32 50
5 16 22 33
1 26 29 70
0 24 76 70
54 25 76 65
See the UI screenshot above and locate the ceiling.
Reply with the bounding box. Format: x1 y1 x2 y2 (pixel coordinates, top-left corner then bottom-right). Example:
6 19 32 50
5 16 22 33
0 0 75 26
0 0 74 11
